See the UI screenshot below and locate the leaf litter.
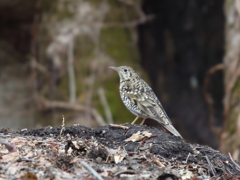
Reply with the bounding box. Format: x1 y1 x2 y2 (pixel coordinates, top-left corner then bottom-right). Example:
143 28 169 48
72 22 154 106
0 124 239 179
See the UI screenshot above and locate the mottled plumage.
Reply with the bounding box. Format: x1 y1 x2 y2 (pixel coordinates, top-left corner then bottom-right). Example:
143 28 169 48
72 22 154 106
109 66 182 138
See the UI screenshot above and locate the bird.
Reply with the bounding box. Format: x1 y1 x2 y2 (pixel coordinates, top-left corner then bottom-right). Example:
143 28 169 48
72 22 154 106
109 65 182 138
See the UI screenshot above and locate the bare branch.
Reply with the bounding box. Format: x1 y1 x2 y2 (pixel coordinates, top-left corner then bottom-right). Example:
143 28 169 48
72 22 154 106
81 161 104 180
204 155 216 176
36 96 106 126
67 41 77 104
228 152 240 171
203 63 224 134
110 124 129 129
98 88 113 124
60 115 66 136
30 58 48 73
100 15 155 28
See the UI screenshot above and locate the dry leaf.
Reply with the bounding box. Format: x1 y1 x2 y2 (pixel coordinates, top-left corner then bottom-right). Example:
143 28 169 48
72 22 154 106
124 131 152 142
114 154 125 164
2 151 19 161
179 170 194 180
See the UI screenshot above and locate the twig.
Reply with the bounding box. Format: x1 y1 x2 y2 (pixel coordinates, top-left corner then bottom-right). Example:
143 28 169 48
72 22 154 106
17 156 38 162
204 155 216 176
36 96 88 111
85 72 95 125
110 124 129 129
81 161 103 180
36 96 105 126
113 170 136 176
30 58 48 73
99 15 155 28
228 152 240 171
157 155 166 161
141 135 157 144
225 167 234 175
151 155 165 168
60 115 65 136
91 108 106 126
115 0 155 28
185 153 191 163
98 88 113 124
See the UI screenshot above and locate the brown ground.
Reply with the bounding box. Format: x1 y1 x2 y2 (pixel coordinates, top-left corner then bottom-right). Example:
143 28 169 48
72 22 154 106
0 124 239 179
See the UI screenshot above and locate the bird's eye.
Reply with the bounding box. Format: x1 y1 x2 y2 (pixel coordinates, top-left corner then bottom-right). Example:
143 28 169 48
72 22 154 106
124 69 127 72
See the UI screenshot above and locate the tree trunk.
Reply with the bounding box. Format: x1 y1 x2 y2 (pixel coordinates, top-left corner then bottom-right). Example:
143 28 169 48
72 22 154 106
139 0 225 146
221 0 240 161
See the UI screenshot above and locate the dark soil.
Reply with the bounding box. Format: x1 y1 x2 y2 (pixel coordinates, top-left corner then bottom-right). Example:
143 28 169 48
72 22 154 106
20 123 240 178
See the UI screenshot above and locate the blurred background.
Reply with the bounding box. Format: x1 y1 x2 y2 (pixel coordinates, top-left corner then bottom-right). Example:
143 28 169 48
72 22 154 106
0 0 239 161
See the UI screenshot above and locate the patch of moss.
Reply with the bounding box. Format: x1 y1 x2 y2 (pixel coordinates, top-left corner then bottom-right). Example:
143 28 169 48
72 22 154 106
224 0 233 14
105 1 139 22
100 27 138 61
232 78 240 94
227 78 240 135
42 0 75 20
75 36 95 58
42 0 58 13
227 113 236 135
94 76 135 124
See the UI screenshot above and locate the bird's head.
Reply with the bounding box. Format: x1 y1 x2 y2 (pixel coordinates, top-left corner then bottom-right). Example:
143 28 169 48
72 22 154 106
109 66 136 81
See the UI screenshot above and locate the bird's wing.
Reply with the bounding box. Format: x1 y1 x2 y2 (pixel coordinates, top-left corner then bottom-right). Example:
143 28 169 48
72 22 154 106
123 80 172 125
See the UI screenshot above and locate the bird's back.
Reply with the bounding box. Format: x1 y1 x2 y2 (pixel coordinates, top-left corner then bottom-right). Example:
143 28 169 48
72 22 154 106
132 77 173 125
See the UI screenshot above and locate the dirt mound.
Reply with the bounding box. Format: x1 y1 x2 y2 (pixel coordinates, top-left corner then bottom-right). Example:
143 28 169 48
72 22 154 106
0 124 239 179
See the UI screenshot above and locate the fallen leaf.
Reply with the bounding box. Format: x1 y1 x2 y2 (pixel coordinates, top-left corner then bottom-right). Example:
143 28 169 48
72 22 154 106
179 169 194 180
124 131 152 142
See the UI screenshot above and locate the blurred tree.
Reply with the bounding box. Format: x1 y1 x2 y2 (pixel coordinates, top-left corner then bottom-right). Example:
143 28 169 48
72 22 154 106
30 0 147 127
0 0 36 129
0 0 149 129
138 0 224 147
220 0 240 161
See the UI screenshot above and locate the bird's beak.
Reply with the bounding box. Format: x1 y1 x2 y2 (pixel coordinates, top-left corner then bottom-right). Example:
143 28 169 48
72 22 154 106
109 66 118 71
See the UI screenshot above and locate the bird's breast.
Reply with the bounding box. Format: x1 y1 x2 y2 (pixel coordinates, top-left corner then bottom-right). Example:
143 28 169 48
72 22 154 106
119 90 141 116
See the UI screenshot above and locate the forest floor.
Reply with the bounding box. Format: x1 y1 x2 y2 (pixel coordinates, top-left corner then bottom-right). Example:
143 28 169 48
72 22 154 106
0 124 240 179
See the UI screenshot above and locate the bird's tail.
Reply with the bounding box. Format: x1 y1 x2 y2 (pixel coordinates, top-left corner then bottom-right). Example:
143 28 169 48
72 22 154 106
164 124 183 139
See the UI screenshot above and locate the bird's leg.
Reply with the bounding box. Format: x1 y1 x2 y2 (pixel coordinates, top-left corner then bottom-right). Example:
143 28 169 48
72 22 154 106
140 118 146 125
131 116 140 124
